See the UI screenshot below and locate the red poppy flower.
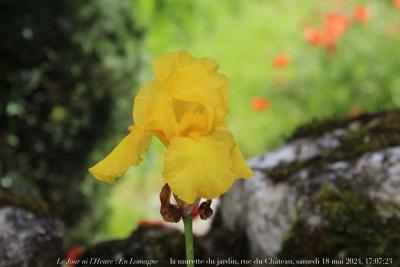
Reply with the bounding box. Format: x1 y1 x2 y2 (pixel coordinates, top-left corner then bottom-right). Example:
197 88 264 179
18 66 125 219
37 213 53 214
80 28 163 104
354 5 371 23
395 0 400 10
321 12 350 53
273 53 290 69
324 12 350 39
250 97 270 112
66 245 84 267
304 27 323 45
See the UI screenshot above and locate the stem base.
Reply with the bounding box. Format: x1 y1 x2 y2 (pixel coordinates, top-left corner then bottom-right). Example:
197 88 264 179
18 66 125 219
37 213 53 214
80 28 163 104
183 217 194 267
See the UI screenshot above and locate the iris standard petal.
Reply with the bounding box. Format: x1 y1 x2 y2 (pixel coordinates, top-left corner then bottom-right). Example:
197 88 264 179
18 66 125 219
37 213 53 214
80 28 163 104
152 51 229 129
88 128 151 183
163 129 236 204
168 62 229 127
152 50 194 80
171 98 208 137
133 80 178 139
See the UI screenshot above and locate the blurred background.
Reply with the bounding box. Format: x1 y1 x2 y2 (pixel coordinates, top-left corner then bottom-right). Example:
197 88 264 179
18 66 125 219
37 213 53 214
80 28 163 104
1 0 400 250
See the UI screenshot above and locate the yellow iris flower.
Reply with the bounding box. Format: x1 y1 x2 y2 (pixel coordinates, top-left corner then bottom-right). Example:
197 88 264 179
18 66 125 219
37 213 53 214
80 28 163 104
89 51 253 204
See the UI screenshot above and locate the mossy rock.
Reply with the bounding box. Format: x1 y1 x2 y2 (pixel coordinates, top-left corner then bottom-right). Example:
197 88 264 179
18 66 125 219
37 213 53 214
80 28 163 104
0 189 50 216
78 220 249 267
279 181 400 266
267 109 400 182
219 109 400 264
0 191 63 267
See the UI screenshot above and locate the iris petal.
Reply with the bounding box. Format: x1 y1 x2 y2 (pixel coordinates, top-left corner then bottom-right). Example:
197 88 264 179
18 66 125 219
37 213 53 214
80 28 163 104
168 63 229 127
152 51 229 129
163 128 245 204
88 128 151 183
152 50 194 80
133 80 178 139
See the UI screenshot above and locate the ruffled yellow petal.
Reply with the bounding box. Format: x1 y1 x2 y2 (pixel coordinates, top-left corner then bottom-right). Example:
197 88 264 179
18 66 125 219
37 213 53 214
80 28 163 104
171 98 208 137
133 80 177 140
163 129 237 204
152 50 194 80
152 51 229 131
88 128 151 183
212 128 253 178
168 61 229 127
199 57 219 72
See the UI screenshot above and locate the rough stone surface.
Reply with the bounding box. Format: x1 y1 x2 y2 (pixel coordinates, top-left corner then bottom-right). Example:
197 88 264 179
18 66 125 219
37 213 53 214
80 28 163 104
219 109 400 262
0 195 64 267
78 225 186 266
77 221 248 267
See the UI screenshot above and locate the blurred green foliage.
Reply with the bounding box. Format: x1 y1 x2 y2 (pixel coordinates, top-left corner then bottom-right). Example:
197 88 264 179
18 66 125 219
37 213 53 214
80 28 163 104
0 0 143 244
138 0 400 154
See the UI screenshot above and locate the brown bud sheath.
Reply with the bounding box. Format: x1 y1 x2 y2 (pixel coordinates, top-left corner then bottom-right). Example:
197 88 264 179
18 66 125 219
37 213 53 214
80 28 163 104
175 196 200 219
198 199 213 220
159 184 182 223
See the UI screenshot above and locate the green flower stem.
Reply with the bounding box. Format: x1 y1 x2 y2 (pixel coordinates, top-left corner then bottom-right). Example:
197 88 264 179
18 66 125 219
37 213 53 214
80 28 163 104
183 217 194 267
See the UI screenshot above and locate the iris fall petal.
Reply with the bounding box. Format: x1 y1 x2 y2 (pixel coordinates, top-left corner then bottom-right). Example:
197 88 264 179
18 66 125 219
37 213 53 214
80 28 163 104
163 129 241 204
89 128 151 183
